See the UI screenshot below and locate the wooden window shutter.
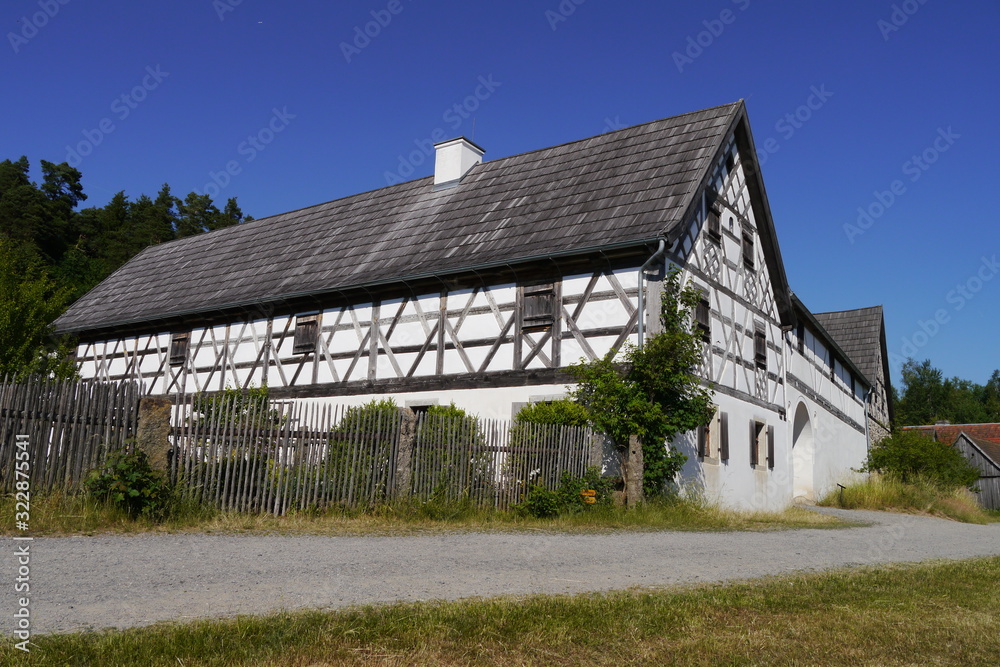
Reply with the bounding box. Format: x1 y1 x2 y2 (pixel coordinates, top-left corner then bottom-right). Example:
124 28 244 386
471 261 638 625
522 283 556 332
707 204 722 242
767 425 775 469
754 327 767 370
293 315 320 354
697 424 707 458
719 412 729 461
169 333 189 366
749 420 758 467
696 293 711 343
742 231 754 270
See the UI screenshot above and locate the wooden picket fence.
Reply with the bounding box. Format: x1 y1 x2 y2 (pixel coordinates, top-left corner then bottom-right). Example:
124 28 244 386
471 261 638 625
0 376 602 514
169 397 601 514
0 376 140 494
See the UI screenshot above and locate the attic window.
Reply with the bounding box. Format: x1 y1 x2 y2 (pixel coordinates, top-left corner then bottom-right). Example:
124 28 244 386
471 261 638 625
707 204 722 242
754 325 767 370
522 283 556 332
725 151 736 173
696 293 711 343
169 333 189 366
293 314 320 354
742 230 755 270
796 323 805 354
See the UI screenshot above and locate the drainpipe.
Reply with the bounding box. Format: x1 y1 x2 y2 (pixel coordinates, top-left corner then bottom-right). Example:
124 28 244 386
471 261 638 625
637 239 667 349
863 385 872 454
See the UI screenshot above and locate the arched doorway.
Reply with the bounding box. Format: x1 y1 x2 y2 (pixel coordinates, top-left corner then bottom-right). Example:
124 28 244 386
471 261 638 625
792 402 815 502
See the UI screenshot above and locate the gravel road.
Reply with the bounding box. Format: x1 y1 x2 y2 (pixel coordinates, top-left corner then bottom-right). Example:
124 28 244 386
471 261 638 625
4 508 999 635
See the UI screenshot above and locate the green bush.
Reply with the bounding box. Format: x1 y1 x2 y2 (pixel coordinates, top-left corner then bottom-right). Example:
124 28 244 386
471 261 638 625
513 399 590 427
85 449 172 518
863 430 980 488
518 466 615 518
415 403 493 500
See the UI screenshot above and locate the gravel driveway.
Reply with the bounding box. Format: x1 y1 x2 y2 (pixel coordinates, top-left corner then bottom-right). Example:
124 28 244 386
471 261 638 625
4 508 999 635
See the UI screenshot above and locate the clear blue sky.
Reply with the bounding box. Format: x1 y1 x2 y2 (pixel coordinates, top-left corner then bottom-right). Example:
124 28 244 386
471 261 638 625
4 0 998 386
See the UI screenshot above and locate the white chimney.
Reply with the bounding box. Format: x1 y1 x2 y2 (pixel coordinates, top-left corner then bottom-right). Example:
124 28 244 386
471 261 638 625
433 137 485 188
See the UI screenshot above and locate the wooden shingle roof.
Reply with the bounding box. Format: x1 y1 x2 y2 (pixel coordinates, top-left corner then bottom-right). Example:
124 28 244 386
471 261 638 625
813 306 886 386
55 102 751 336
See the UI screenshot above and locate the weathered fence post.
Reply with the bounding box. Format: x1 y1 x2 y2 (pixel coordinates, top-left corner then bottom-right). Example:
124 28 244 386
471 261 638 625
588 431 604 469
622 435 644 507
392 407 416 500
136 396 172 471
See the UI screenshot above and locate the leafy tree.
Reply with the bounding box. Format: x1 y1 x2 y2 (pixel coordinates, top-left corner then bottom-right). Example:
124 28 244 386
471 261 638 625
568 267 714 496
0 240 76 379
863 429 980 489
895 358 1000 426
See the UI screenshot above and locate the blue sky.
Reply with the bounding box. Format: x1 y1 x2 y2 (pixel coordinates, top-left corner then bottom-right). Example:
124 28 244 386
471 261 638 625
4 0 999 386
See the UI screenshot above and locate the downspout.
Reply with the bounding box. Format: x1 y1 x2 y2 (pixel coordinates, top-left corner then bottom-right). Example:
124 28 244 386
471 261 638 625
863 385 873 454
637 239 668 349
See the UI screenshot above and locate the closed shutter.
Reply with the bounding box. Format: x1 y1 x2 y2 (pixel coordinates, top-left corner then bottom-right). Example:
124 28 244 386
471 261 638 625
697 424 707 458
522 283 556 332
719 412 729 461
767 425 775 469
749 420 758 467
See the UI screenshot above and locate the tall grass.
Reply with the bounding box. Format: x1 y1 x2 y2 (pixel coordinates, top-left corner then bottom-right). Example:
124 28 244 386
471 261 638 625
819 473 989 524
0 493 845 537
3 557 999 665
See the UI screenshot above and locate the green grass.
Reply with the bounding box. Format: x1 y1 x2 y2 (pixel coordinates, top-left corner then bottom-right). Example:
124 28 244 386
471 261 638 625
818 474 992 524
3 557 999 665
0 493 847 537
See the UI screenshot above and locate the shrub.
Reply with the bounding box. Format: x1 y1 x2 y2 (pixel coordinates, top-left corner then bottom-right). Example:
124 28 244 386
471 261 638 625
518 466 615 518
85 449 171 518
415 403 492 499
326 399 400 502
863 430 980 488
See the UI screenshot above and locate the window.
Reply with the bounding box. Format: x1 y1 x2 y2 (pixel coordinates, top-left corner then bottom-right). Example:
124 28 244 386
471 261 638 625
829 353 836 381
169 332 189 366
522 283 556 332
293 314 320 354
696 293 711 343
754 326 767 370
707 204 722 242
742 230 754 270
796 323 805 355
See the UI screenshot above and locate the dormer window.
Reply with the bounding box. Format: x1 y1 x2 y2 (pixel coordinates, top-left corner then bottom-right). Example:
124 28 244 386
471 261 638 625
293 314 320 354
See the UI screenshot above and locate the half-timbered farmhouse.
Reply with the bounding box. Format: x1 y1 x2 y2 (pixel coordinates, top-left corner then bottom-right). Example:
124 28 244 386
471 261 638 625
54 101 888 509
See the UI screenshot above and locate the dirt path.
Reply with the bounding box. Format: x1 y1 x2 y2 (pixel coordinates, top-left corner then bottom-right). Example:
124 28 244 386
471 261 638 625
4 508 999 635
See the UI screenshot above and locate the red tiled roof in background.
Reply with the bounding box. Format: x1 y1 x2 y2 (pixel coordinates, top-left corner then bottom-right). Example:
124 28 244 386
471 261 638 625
903 423 1000 446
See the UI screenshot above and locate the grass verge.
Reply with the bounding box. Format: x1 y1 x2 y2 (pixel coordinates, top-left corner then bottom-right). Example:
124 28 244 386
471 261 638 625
818 474 992 524
0 493 847 537
3 557 999 665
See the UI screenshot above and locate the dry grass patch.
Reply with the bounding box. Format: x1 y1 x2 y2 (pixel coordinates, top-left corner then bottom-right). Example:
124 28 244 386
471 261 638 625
3 558 999 665
819 474 991 524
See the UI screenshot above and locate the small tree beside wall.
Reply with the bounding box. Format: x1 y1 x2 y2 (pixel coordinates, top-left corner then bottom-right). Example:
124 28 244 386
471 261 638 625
569 267 715 501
